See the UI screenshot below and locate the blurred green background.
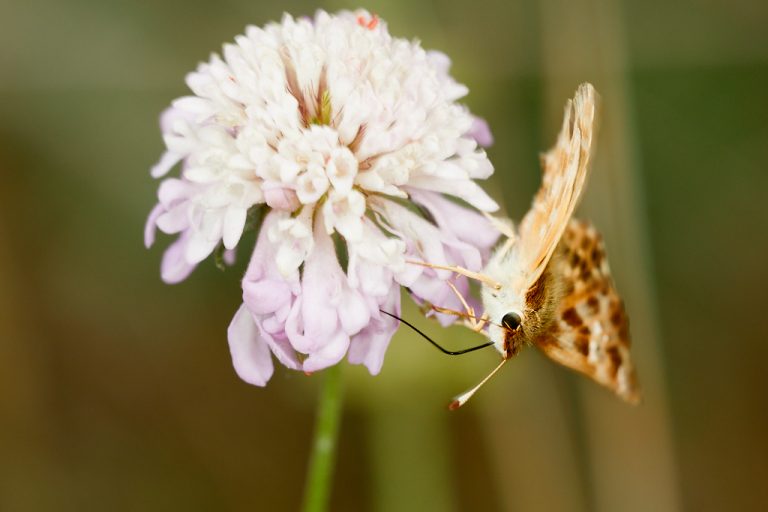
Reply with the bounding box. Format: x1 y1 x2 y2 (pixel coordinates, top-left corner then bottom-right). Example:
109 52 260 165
1 0 766 510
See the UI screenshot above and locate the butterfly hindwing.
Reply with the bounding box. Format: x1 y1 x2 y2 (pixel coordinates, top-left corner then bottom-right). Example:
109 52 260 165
536 219 640 403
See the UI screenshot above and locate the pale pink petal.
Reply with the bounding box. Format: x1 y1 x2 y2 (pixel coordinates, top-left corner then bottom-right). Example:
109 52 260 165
184 166 219 183
468 116 494 147
407 175 499 212
172 96 215 119
347 286 401 375
426 50 451 74
347 254 393 297
295 231 342 353
159 105 196 133
227 304 274 386
255 313 302 371
242 213 298 314
270 210 314 277
158 178 196 206
254 310 301 371
459 150 494 179
161 235 197 284
425 50 469 101
449 241 483 273
264 334 301 370
262 315 287 338
184 230 220 264
338 288 371 335
283 295 305 350
302 329 350 372
376 200 453 280
144 203 163 248
243 279 293 315
222 206 247 249
263 187 300 211
156 202 190 234
409 189 500 251
326 147 358 193
151 151 183 178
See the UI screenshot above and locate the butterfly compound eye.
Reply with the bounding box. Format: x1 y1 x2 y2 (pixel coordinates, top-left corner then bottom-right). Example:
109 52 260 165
501 312 522 331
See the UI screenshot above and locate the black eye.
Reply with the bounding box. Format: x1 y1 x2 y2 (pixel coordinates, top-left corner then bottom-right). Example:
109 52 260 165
502 312 521 331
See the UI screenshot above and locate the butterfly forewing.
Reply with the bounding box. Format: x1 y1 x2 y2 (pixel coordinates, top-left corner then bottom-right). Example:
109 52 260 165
517 83 596 289
536 219 640 403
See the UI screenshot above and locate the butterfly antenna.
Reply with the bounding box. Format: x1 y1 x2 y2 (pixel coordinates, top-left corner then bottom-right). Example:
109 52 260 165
449 358 508 410
379 309 494 356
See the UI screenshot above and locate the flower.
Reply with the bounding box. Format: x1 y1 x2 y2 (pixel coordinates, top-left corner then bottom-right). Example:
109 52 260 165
146 9 500 384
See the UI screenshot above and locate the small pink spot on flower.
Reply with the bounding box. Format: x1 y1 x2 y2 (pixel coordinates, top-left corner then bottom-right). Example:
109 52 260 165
357 14 379 30
304 371 314 377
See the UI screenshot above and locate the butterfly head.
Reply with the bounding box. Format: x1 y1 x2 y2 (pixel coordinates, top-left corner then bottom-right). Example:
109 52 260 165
486 310 527 359
481 283 526 358
501 312 522 331
500 310 528 358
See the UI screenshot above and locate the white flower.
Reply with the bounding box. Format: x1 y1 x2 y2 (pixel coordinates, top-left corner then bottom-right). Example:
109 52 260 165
146 9 501 383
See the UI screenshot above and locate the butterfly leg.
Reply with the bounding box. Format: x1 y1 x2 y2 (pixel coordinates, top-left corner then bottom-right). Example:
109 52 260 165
425 303 488 332
406 260 502 290
418 281 490 333
463 312 488 333
444 281 488 332
428 303 471 319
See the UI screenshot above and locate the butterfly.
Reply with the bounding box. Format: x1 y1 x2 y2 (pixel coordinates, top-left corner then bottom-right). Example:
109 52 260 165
409 83 640 408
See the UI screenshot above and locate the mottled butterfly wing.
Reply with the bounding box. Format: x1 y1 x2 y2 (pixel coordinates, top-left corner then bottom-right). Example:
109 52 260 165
536 220 640 403
517 83 597 289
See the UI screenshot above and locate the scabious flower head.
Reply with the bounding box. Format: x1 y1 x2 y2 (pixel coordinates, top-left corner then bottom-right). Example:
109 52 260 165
146 9 500 384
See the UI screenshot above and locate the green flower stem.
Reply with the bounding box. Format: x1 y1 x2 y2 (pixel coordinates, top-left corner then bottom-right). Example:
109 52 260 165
301 363 344 512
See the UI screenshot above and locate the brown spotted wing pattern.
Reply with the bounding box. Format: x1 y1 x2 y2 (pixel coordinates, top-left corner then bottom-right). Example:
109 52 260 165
536 219 640 403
